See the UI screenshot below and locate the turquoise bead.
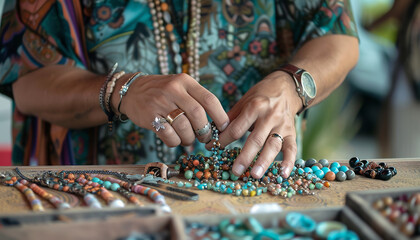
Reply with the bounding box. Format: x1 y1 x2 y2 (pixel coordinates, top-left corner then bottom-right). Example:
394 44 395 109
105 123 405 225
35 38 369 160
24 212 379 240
309 183 315 190
103 181 112 189
276 176 283 183
256 188 263 196
197 184 205 190
321 167 330 174
315 182 323 189
174 164 180 170
311 166 320 172
235 189 242 196
262 187 267 193
110 182 120 191
184 182 192 188
230 172 239 181
226 188 233 194
222 171 230 180
330 162 340 169
297 168 305 175
306 174 313 180
315 170 325 179
215 181 221 188
91 177 100 183
272 168 278 175
177 182 184 187
339 165 349 172
184 170 193 180
304 167 313 173
330 167 339 174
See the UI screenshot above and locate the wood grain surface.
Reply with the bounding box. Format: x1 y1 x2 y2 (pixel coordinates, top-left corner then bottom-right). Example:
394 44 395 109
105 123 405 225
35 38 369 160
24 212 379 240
1 158 419 216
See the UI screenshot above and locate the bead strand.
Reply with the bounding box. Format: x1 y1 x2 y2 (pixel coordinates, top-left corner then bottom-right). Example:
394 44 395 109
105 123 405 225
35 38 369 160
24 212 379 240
14 179 44 212
21 179 71 210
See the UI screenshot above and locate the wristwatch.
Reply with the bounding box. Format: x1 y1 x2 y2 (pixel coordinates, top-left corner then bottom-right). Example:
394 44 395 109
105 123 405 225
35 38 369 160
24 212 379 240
277 63 317 115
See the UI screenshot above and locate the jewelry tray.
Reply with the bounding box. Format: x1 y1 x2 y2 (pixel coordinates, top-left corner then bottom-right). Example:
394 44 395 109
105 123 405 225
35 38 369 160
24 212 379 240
346 186 420 240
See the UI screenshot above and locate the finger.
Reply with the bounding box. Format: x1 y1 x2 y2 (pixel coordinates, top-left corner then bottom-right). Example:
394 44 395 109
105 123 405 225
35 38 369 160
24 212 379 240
175 96 212 144
279 136 297 178
169 113 196 146
151 116 181 147
212 106 258 150
251 133 284 179
187 82 229 132
231 121 271 177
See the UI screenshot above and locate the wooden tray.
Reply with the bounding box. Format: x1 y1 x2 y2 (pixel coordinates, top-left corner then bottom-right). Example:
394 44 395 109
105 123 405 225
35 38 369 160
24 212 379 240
0 206 184 240
184 206 381 240
346 187 420 240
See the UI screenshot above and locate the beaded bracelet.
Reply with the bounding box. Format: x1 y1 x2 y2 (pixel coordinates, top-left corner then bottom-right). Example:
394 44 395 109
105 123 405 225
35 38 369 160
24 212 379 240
104 70 125 117
117 72 148 122
99 63 118 132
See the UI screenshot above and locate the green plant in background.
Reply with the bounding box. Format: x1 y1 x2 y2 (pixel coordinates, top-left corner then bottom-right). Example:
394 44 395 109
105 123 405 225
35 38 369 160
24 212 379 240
302 84 361 159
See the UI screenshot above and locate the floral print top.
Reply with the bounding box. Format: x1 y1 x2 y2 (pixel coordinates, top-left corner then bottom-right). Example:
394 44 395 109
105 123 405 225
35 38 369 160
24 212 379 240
0 0 358 165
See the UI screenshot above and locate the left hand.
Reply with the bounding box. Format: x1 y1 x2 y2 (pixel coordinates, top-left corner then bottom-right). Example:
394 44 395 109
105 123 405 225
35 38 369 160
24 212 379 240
207 70 303 179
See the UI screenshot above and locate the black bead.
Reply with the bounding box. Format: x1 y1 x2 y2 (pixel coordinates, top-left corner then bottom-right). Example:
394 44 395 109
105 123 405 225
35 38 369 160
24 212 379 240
354 166 363 175
380 169 393 181
388 167 397 176
349 157 360 168
374 167 383 174
355 162 365 168
378 162 387 168
364 169 373 178
361 160 369 166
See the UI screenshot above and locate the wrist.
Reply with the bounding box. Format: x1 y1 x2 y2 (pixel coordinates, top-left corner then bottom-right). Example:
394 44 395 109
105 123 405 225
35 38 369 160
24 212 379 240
269 70 304 115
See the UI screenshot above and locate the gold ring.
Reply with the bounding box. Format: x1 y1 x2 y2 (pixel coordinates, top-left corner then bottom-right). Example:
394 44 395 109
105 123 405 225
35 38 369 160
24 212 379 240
270 133 284 143
166 108 185 125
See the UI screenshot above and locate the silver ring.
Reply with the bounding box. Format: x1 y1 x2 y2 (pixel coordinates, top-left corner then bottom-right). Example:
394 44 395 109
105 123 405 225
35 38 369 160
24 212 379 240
195 122 211 136
270 133 284 143
152 117 167 131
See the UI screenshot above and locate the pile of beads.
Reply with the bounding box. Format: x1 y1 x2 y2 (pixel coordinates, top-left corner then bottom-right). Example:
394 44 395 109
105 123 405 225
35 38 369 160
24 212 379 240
186 212 359 240
349 157 397 181
372 192 420 237
294 158 356 182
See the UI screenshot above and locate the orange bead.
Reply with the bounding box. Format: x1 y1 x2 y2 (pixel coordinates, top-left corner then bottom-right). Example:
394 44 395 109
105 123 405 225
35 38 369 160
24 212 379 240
67 173 75 180
204 171 211 179
166 24 174 32
196 171 203 179
62 186 69 192
193 159 200 166
53 184 60 190
213 171 218 179
161 2 168 11
324 171 336 181
245 171 250 178
324 182 330 188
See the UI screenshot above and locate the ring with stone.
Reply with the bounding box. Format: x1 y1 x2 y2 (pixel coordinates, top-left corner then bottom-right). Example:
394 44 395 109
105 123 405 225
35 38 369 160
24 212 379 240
194 122 211 136
270 133 284 143
166 108 185 125
152 117 167 131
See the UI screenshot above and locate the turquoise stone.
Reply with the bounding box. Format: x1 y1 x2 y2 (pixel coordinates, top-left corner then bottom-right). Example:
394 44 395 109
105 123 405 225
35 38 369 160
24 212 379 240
287 192 293 198
197 184 205 190
110 182 120 191
177 182 184 187
285 212 316 235
330 167 339 174
298 189 303 195
330 162 340 169
298 168 305 175
315 170 325 179
204 163 210 169
339 165 349 172
321 167 330 174
272 168 278 175
256 188 263 196
103 181 112 189
309 183 315 190
91 177 100 183
315 182 323 189
220 184 227 192
306 174 313 180
235 189 242 196
184 182 192 188
222 171 230 180
174 165 180 170
311 166 320 172
304 167 313 173
262 187 267 193
215 181 221 188
277 176 283 184
184 170 193 180
226 188 233 194
230 172 239 181
193 169 199 174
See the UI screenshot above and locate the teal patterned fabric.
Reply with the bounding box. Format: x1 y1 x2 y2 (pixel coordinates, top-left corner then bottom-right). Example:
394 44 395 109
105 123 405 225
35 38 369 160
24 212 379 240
0 0 358 165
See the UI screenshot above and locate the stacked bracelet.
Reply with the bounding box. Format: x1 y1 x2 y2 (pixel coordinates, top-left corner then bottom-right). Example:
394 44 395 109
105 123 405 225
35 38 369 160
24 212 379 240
99 63 118 132
117 72 148 122
105 71 125 116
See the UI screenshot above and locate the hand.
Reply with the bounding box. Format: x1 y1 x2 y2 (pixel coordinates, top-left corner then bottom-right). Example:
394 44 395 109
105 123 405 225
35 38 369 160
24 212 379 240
207 71 302 179
112 73 229 147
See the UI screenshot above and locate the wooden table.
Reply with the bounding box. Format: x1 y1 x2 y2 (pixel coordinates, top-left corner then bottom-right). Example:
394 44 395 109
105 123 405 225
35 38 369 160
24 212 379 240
1 158 419 216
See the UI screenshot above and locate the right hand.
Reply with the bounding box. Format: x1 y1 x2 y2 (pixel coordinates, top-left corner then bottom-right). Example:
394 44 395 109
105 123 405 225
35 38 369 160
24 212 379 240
111 73 229 147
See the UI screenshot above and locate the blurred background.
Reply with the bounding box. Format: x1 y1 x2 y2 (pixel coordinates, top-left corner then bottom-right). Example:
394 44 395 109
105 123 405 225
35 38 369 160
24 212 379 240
1 0 419 165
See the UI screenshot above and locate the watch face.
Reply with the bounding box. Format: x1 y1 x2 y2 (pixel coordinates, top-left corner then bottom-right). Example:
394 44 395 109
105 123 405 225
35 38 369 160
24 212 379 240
301 72 316 98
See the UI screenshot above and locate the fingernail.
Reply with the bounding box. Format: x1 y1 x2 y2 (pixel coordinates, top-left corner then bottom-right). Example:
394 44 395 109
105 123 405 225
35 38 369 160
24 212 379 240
220 121 229 131
252 166 264 179
281 166 290 178
233 164 245 176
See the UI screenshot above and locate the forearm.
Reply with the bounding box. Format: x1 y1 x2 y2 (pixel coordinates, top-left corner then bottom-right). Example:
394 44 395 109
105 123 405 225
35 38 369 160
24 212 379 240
12 65 108 129
290 34 359 111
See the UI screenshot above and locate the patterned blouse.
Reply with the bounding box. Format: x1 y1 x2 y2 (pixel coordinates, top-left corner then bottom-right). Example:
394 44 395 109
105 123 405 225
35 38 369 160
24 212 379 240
0 0 358 166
